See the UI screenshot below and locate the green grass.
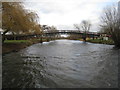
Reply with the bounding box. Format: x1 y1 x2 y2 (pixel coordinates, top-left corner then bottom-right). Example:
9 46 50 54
87 39 114 45
4 39 48 44
4 40 31 43
4 39 114 45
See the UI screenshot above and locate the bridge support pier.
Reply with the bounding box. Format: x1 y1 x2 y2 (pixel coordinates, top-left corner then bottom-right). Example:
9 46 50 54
47 37 49 42
92 35 95 40
40 35 43 43
46 35 50 42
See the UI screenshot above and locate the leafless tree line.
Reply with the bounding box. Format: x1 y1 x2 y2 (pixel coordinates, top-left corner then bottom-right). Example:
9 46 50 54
100 3 120 48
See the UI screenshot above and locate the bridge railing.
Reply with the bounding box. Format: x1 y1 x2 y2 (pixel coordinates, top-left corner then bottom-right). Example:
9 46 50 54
43 30 82 33
43 30 99 35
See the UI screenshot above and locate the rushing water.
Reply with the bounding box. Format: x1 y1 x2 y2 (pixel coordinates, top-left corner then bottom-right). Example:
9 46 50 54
3 40 119 88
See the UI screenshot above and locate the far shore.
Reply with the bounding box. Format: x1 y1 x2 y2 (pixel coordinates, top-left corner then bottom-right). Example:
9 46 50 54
2 39 114 55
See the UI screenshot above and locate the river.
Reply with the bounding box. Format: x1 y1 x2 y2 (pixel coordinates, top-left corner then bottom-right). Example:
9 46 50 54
2 40 119 88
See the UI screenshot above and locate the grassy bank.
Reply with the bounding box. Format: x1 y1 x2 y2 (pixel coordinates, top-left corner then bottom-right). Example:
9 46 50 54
2 38 115 54
2 39 48 54
86 39 114 45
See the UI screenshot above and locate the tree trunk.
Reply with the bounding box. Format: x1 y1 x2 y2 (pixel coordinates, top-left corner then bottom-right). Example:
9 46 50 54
114 39 120 48
12 32 16 40
111 33 120 48
40 34 43 43
82 36 86 42
83 32 87 42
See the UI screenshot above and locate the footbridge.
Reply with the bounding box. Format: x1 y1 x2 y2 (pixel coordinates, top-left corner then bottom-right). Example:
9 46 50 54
4 30 100 40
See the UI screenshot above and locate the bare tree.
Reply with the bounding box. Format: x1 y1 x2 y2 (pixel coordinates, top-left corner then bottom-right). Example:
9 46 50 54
41 25 57 32
81 20 91 41
49 26 57 31
81 20 91 33
74 20 91 41
73 24 81 31
100 4 120 48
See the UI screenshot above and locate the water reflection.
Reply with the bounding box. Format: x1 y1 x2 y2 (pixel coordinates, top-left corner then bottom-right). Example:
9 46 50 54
3 40 118 88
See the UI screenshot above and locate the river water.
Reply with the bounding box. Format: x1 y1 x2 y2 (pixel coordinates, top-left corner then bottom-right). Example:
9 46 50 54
3 40 119 88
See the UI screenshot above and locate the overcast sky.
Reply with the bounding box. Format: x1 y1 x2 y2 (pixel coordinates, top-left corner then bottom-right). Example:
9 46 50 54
24 0 119 32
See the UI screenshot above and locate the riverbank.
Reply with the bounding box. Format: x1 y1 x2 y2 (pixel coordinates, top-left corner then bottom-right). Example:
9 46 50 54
2 39 48 54
86 39 114 45
2 39 115 55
